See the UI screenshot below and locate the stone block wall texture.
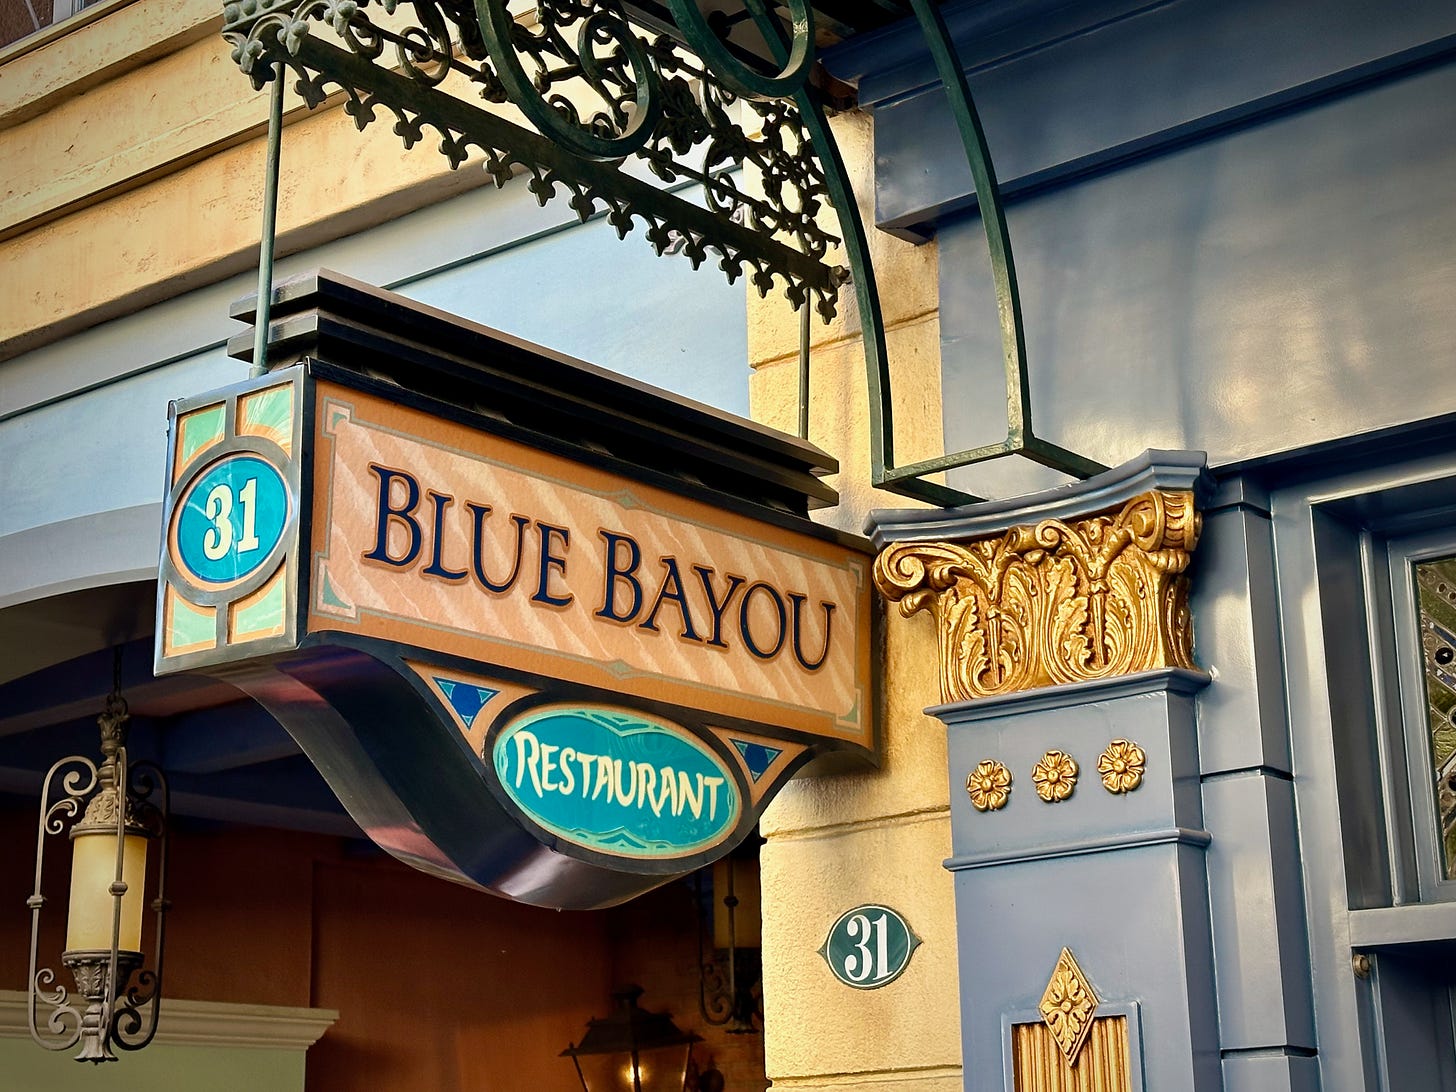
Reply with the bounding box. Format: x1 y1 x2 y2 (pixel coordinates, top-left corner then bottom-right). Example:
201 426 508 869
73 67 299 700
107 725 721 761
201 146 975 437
748 110 961 1091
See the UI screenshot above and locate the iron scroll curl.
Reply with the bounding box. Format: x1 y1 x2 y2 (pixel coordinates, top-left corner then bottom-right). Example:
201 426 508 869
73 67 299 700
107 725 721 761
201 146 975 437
221 0 1106 506
472 0 664 161
664 0 815 101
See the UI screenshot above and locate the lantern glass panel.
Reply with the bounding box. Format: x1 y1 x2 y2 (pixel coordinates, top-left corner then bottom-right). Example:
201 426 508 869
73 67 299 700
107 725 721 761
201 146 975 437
66 831 147 952
571 1043 691 1092
636 1043 691 1092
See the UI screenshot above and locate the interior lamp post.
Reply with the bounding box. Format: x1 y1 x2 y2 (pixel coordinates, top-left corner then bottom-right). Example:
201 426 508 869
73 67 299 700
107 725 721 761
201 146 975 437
27 665 170 1062
562 986 721 1092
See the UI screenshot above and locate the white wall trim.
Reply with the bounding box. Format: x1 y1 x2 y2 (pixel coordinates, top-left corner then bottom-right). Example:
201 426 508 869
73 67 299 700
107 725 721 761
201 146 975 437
0 991 338 1051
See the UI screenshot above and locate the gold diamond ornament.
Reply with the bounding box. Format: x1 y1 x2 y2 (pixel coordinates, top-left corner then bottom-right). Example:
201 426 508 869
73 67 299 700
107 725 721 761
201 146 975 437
1038 947 1100 1066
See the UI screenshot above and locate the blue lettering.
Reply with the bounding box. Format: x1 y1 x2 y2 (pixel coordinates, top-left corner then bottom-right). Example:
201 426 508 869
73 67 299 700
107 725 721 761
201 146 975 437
640 557 703 642
789 593 835 671
740 581 787 660
363 465 422 568
466 504 530 593
532 523 573 607
596 530 643 622
422 491 467 581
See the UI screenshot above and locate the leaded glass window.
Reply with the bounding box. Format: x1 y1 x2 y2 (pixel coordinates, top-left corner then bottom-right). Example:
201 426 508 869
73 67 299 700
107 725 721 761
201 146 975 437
1415 554 1456 880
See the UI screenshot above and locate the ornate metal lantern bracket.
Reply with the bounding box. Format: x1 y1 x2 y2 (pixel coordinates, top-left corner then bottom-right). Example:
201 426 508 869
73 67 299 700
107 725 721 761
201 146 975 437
220 0 1105 508
28 671 171 1063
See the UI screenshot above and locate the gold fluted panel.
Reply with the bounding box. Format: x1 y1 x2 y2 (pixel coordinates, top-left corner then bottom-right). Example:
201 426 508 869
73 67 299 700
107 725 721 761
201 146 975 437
1012 1016 1132 1092
874 490 1200 702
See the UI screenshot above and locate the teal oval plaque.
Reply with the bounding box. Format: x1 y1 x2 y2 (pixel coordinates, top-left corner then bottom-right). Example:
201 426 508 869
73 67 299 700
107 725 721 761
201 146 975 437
175 454 290 586
493 707 741 859
820 904 921 989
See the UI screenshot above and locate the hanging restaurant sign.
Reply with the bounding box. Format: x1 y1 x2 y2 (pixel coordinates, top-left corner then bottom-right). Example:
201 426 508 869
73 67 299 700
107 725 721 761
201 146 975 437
155 271 874 910
493 706 741 859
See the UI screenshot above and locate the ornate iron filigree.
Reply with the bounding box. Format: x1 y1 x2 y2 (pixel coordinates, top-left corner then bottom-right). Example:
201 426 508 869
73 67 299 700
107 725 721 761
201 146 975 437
222 0 848 317
874 490 1201 702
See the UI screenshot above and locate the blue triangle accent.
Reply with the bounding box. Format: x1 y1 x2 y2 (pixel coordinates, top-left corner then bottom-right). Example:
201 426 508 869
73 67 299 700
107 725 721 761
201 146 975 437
433 678 497 729
731 739 782 782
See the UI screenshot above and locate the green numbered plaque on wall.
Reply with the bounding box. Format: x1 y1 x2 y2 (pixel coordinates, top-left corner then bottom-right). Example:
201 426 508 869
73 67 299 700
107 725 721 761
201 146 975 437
820 905 921 989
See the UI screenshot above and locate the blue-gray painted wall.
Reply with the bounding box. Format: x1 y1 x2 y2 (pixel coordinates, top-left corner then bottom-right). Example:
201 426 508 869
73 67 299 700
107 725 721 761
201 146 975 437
847 1 1456 1087
830 0 1456 499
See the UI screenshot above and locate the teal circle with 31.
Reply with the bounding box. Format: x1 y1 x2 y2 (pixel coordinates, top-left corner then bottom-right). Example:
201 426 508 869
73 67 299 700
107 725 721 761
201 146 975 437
176 454 290 585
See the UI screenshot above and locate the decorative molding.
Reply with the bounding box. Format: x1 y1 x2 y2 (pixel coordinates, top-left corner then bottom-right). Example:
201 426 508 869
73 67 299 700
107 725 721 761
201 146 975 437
874 489 1201 703
944 826 1212 873
1347 901 1456 948
867 450 1208 549
1038 948 1099 1065
1098 739 1146 795
1031 750 1078 803
931 667 1210 723
0 0 144 67
967 759 1012 811
0 991 338 1050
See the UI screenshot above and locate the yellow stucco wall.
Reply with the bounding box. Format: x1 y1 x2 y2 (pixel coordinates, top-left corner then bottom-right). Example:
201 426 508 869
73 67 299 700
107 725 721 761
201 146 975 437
0 0 496 359
748 113 961 1092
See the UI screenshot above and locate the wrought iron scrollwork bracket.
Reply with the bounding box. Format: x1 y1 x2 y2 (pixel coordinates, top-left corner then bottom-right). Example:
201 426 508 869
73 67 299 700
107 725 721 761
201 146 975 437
223 0 849 316
221 0 1105 508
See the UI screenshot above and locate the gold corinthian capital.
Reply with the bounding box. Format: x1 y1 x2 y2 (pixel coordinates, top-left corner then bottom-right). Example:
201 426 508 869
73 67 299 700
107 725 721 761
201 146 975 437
874 490 1201 703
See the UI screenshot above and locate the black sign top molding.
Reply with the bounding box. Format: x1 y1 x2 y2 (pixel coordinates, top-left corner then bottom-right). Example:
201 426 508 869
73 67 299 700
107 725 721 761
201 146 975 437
229 269 844 524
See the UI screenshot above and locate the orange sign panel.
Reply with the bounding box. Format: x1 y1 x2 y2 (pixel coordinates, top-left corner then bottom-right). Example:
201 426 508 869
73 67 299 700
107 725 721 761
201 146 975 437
307 383 872 744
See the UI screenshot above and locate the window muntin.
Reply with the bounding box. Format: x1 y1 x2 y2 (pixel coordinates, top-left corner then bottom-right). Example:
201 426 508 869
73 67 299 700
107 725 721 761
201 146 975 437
1 0 55 50
1 0 101 52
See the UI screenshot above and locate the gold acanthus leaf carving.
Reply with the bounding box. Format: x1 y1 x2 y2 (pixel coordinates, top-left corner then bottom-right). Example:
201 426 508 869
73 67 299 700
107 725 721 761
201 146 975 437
873 490 1200 702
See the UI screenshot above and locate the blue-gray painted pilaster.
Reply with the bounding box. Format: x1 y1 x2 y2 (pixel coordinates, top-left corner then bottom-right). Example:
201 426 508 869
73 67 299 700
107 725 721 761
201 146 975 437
1193 476 1318 1091
1194 478 1293 777
869 448 1222 1090
934 669 1219 1091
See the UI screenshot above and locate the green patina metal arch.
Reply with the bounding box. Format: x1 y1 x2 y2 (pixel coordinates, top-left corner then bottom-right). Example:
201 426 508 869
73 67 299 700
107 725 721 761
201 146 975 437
221 0 1105 507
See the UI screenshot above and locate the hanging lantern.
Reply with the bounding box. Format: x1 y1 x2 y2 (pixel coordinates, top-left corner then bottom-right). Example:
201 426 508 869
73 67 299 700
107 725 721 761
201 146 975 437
27 666 170 1063
562 987 704 1092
